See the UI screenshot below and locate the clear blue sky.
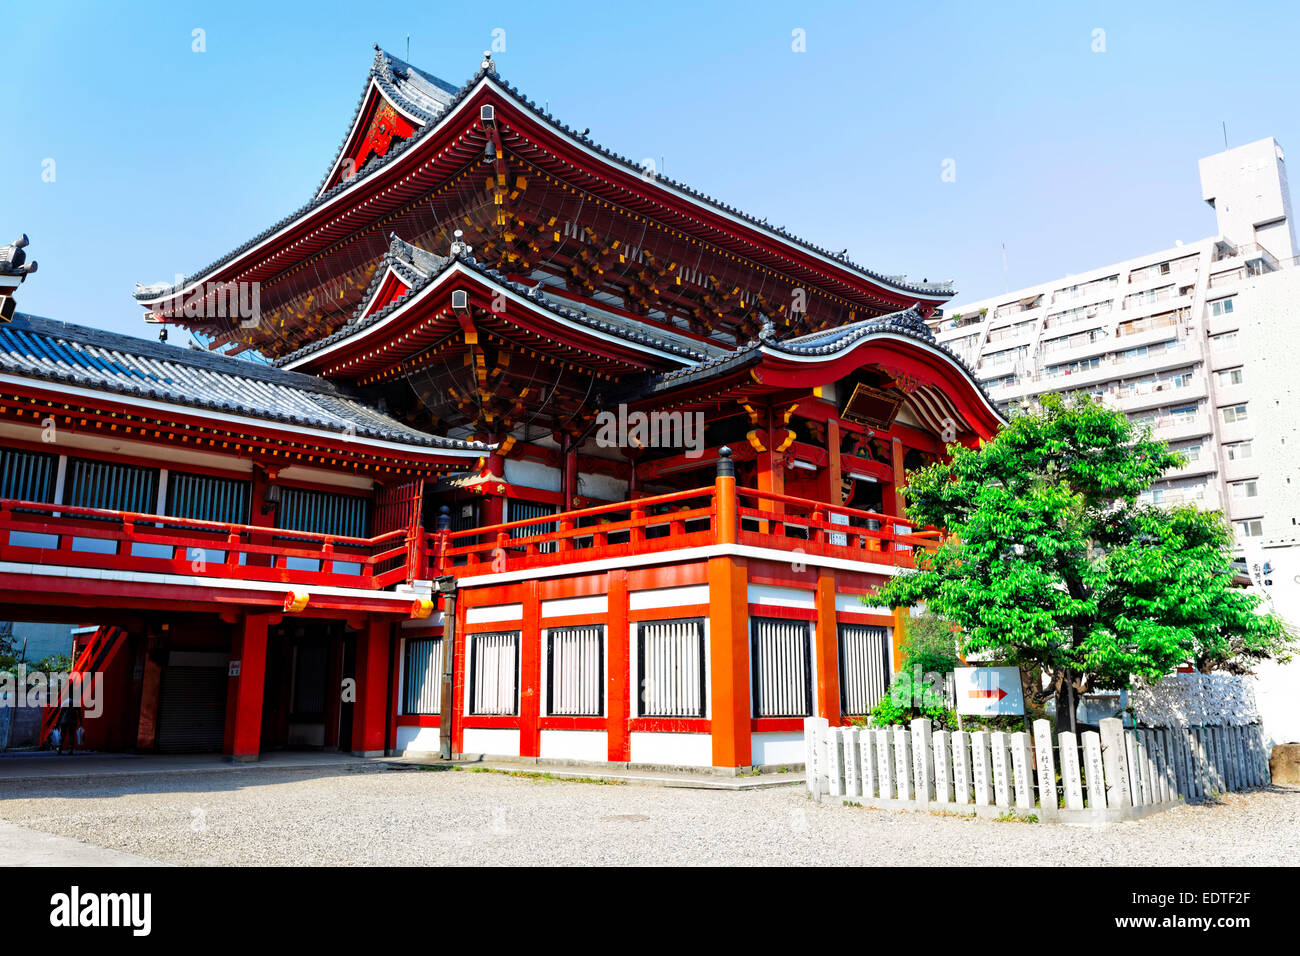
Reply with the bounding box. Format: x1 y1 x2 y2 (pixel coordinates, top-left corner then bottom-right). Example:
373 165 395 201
5 0 1298 339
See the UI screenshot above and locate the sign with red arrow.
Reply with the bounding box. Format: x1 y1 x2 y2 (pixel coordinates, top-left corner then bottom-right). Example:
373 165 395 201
954 667 1025 716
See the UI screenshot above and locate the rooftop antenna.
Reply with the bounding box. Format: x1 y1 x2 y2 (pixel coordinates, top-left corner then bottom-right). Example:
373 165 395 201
406 34 410 60
1001 241 1009 293
1223 121 1228 150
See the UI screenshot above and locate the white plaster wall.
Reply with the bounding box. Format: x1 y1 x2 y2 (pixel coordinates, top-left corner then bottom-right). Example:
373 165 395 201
629 732 713 767
539 729 608 762
629 584 709 610
541 594 607 617
751 731 806 766
465 603 523 624
747 584 815 609
396 726 440 754
462 728 521 757
836 592 889 615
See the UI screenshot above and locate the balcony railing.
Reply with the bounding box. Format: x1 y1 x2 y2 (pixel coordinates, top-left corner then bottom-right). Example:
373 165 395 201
429 482 938 578
0 499 413 590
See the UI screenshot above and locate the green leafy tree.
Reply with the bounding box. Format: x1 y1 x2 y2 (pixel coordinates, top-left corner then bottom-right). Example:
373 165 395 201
866 612 961 728
876 393 1294 729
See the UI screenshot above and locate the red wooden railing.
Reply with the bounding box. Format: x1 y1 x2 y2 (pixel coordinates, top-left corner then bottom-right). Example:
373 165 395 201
0 499 413 590
428 484 938 578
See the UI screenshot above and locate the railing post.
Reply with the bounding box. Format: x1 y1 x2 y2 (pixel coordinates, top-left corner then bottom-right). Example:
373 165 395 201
435 506 451 576
630 502 646 551
714 446 736 545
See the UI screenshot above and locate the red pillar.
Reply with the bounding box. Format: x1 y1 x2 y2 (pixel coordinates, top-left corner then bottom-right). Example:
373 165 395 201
223 615 269 762
708 554 751 769
352 618 392 756
606 569 630 762
815 567 841 725
518 580 542 757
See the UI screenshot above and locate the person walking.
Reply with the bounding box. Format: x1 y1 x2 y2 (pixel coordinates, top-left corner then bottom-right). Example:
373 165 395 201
56 703 80 755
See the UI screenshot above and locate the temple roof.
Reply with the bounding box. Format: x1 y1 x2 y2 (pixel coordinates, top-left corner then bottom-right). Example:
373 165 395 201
275 235 725 370
134 50 954 309
0 313 485 453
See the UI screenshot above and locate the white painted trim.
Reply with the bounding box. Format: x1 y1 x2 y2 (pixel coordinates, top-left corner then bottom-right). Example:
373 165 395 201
541 594 607 617
0 373 486 461
454 543 901 588
0 561 428 605
627 584 709 610
465 603 523 624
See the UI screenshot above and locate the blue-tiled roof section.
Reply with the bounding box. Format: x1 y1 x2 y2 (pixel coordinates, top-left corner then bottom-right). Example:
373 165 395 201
0 314 483 451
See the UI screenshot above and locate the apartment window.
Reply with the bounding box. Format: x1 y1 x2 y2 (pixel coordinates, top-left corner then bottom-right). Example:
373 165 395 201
1221 403 1249 424
1116 311 1178 336
547 625 604 716
1224 440 1252 461
1210 331 1239 345
1230 480 1259 500
751 618 812 718
1209 297 1235 317
982 345 1028 368
470 631 520 716
1236 520 1263 537
985 320 1036 345
1044 356 1101 378
637 619 706 718
402 637 443 715
1041 327 1104 354
1172 443 1202 462
1215 367 1244 387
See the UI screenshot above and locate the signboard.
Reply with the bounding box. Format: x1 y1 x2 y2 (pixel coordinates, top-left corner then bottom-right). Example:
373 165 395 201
228 661 241 678
954 666 1025 716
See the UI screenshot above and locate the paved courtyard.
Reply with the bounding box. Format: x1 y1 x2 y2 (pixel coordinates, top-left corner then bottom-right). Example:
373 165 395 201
1 762 1297 866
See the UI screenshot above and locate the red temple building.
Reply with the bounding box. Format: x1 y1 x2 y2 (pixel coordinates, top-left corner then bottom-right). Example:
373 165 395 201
0 50 1003 769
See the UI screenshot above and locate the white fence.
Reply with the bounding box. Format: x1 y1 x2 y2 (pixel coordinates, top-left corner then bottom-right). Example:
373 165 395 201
804 715 1271 823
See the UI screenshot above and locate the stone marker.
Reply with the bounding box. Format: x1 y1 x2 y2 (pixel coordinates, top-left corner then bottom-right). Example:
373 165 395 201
1033 719 1058 815
843 727 861 797
1161 729 1178 800
912 718 935 803
1059 730 1084 810
952 731 972 804
827 725 845 796
1099 718 1131 811
934 730 954 804
860 728 878 798
990 731 1012 807
804 716 829 799
1151 731 1168 804
1135 731 1152 807
971 730 992 806
893 725 914 801
1082 730 1105 810
1124 729 1141 807
877 728 896 799
1010 732 1034 809
1269 740 1300 785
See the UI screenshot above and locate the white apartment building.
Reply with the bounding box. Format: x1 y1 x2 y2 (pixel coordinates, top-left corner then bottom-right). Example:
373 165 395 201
932 137 1300 744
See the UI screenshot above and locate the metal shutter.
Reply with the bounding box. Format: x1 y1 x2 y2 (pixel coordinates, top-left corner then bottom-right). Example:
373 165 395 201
64 457 157 514
469 632 519 715
638 619 705 717
0 448 57 502
156 666 228 752
751 618 811 717
548 626 603 716
167 471 250 524
403 637 443 715
838 624 891 716
508 499 556 553
278 487 369 537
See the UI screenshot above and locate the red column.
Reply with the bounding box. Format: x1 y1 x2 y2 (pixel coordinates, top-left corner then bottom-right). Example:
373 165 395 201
352 618 391 756
223 615 269 762
518 579 542 757
708 554 751 769
815 567 841 725
606 570 630 762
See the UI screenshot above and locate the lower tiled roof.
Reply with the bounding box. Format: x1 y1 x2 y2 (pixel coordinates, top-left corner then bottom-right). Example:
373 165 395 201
1 314 485 452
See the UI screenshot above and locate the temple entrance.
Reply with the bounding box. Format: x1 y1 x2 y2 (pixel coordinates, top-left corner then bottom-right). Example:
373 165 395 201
262 620 346 752
156 650 228 753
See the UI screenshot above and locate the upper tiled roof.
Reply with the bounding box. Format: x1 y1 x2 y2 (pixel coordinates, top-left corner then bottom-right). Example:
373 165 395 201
274 236 723 369
0 313 485 452
134 50 955 306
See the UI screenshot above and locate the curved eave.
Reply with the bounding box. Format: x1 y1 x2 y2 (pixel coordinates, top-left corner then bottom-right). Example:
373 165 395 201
135 72 952 315
279 259 702 375
755 334 1007 439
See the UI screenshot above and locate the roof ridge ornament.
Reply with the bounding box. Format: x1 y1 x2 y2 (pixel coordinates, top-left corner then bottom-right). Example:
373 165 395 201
480 51 497 76
449 229 473 258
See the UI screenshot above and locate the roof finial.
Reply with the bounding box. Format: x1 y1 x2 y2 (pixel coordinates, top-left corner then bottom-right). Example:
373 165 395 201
449 229 472 258
480 50 497 75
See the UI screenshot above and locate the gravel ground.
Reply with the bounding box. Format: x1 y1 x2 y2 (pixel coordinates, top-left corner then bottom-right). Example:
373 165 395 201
1 765 1297 866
